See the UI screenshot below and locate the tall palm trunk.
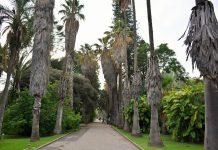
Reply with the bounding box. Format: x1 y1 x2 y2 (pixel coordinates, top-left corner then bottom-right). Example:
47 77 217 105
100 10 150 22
123 8 131 132
0 55 15 134
146 0 163 147
131 0 141 137
65 0 78 109
54 97 64 134
118 66 123 128
204 78 218 150
54 0 79 134
30 0 54 141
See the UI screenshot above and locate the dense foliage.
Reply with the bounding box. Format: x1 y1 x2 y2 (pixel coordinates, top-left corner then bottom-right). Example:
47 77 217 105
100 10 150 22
125 80 205 143
163 81 204 143
3 82 81 136
125 96 150 133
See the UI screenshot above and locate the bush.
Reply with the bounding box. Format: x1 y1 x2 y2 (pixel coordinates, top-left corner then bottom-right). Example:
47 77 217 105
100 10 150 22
3 90 33 136
125 95 151 133
162 81 204 143
63 103 81 130
3 82 81 136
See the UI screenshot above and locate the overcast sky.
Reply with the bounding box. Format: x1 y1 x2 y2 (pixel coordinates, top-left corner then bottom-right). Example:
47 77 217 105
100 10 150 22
1 0 218 90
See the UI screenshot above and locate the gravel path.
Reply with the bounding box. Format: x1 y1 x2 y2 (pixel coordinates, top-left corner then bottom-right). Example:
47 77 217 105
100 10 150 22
39 123 140 150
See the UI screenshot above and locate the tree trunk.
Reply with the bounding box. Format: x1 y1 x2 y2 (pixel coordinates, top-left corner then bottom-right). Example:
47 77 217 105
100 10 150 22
0 51 16 135
0 71 12 135
31 96 41 142
132 71 141 136
148 104 164 147
131 0 141 136
65 1 79 109
112 85 119 126
54 100 64 134
132 0 138 72
147 0 155 56
132 100 141 136
204 78 218 150
146 0 164 147
118 67 123 128
123 9 131 132
123 80 131 131
30 0 54 141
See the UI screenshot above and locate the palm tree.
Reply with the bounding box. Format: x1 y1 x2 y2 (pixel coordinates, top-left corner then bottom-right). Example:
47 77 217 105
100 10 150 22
181 0 218 149
146 0 164 147
0 0 32 135
54 0 84 134
112 0 132 130
129 0 141 137
111 20 130 127
79 44 98 77
101 49 119 125
99 36 119 125
30 0 55 141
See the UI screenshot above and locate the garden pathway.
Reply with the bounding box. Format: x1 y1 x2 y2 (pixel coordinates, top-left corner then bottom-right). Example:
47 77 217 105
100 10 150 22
39 122 140 150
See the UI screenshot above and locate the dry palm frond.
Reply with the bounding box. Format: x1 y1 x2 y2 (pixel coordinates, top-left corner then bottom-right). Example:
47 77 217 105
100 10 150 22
101 49 117 88
147 56 162 105
181 1 218 84
81 54 98 76
112 32 127 67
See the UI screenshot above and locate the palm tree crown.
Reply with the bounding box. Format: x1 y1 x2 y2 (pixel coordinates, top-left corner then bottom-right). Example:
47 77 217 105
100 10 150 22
59 0 85 22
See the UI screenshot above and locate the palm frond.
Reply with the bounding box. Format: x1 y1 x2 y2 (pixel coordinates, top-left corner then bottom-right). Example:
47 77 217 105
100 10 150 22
181 1 218 84
101 49 117 88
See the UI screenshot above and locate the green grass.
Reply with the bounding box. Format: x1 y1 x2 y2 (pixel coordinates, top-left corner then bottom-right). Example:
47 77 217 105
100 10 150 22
114 127 203 150
0 134 65 150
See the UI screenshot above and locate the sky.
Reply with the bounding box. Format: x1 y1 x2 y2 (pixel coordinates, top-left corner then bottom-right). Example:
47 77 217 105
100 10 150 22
0 0 218 90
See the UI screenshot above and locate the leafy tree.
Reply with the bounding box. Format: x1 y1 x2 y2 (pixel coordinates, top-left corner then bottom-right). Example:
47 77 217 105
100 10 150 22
163 80 204 143
156 44 187 81
3 82 81 136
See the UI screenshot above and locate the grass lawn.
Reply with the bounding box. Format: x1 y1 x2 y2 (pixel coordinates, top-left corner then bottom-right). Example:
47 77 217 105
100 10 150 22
0 134 65 150
114 127 203 150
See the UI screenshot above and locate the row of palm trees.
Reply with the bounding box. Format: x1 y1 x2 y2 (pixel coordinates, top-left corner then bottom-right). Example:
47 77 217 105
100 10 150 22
0 0 84 141
102 0 218 149
0 0 218 149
